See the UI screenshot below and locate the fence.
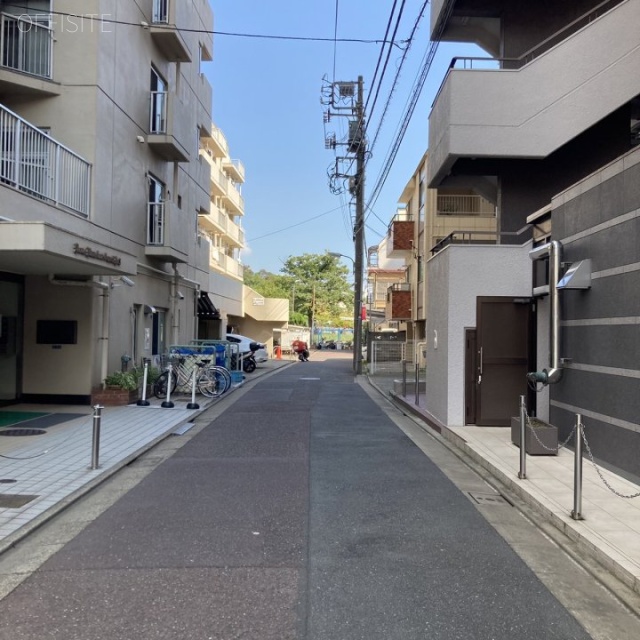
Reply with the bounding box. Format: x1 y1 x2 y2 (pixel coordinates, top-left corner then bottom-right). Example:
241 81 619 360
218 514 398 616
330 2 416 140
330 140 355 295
367 340 426 376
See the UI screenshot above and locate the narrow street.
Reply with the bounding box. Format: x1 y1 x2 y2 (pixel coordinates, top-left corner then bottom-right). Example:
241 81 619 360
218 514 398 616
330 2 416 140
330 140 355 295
0 357 638 639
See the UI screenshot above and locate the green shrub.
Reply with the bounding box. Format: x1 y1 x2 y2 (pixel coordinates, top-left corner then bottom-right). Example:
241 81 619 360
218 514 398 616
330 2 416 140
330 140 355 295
103 371 138 391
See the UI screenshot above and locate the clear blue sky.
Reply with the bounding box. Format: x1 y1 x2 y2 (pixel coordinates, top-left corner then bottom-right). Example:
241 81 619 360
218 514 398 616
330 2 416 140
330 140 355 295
205 1 480 275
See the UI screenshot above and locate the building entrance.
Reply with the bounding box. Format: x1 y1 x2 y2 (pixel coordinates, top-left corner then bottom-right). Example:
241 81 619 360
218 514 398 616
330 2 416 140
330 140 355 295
0 274 23 406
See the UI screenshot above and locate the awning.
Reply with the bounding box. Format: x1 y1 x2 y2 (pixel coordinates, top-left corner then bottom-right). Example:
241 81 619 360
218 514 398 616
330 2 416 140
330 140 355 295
197 292 220 318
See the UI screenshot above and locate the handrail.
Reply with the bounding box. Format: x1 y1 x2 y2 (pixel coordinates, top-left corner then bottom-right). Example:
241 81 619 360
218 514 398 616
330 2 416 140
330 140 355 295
432 0 625 106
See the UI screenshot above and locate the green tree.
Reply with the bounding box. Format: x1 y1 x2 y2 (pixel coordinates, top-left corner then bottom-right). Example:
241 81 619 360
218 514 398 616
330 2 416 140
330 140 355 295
280 253 353 329
243 266 290 299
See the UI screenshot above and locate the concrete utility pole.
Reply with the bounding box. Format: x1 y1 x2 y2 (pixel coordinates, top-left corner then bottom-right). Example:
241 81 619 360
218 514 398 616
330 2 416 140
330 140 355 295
321 74 366 374
352 76 365 375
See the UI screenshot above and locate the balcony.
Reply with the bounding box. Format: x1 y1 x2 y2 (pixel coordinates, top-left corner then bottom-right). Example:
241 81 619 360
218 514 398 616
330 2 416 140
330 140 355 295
0 103 91 215
150 0 191 62
428 0 639 187
223 182 244 215
0 13 58 96
208 244 244 280
146 201 189 263
209 163 228 197
386 212 414 257
386 283 412 321
222 158 245 183
205 126 228 158
437 195 496 217
198 205 245 249
147 91 189 162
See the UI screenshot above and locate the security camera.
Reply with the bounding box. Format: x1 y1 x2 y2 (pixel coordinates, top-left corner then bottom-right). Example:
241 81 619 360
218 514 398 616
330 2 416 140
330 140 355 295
136 135 145 143
120 276 135 287
177 291 185 300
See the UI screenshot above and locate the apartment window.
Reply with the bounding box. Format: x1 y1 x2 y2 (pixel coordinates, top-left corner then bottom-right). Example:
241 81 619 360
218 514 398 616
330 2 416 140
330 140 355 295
1 1 52 78
147 174 165 245
150 67 167 133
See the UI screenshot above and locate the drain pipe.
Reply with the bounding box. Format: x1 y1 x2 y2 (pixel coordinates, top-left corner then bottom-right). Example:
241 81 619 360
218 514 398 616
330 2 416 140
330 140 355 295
527 240 563 385
48 275 111 385
171 265 180 346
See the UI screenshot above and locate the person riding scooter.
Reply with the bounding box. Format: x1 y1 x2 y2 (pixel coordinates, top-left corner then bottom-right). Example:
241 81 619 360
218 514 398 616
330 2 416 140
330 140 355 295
293 339 309 362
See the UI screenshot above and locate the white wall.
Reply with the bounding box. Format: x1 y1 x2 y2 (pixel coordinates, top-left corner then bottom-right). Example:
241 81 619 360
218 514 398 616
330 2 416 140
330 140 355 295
426 243 532 426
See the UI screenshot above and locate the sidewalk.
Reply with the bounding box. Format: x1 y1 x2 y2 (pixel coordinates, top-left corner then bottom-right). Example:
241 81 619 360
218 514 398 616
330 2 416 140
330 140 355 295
0 359 293 555
369 374 640 600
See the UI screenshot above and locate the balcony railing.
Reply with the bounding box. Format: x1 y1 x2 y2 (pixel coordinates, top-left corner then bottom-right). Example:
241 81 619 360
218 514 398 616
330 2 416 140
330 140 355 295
1 12 53 78
436 195 496 217
147 202 164 245
152 0 169 23
0 104 91 215
150 91 167 133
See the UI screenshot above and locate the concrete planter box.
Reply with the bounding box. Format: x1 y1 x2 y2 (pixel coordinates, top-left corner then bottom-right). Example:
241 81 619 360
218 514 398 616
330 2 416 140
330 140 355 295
511 416 558 456
91 387 139 406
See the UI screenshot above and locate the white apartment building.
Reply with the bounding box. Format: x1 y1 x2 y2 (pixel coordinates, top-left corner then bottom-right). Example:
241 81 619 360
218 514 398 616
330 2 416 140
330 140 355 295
0 0 214 404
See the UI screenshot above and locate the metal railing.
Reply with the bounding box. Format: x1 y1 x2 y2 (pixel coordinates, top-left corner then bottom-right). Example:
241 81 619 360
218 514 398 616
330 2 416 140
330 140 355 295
1 12 53 78
430 230 498 254
437 195 496 217
152 0 169 23
0 104 91 215
147 201 165 245
149 91 167 133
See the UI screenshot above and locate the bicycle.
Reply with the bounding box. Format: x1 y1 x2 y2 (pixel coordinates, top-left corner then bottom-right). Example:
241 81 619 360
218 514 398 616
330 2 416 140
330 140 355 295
153 357 231 399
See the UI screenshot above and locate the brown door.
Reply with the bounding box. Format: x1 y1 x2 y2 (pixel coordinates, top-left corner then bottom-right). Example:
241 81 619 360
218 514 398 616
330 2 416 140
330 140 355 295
476 297 531 426
464 329 477 425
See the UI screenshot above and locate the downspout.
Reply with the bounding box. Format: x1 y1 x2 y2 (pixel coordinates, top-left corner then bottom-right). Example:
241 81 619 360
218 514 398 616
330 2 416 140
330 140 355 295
171 265 180 346
48 275 111 386
527 240 563 385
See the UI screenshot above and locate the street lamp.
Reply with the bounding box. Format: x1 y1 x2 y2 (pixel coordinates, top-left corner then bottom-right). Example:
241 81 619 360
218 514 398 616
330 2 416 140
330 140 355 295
329 252 362 374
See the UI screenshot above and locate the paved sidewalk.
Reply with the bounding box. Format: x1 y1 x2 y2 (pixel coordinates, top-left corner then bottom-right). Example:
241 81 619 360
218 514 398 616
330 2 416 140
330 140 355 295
0 359 293 554
368 374 640 600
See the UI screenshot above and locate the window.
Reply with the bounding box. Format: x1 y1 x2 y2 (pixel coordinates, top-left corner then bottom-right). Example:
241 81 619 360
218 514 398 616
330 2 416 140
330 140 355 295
150 67 167 133
147 174 165 245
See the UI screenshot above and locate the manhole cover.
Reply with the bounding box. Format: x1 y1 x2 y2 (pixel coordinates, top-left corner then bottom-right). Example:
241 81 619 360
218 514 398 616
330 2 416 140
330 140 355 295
0 429 47 437
0 494 39 508
0 479 17 484
469 492 510 506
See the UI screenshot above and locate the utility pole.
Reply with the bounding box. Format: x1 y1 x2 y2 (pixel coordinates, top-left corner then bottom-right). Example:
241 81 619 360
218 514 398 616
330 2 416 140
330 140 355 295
353 76 365 375
321 74 366 374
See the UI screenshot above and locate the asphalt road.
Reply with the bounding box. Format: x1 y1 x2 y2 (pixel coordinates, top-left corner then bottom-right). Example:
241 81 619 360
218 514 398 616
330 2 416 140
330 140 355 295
0 356 638 639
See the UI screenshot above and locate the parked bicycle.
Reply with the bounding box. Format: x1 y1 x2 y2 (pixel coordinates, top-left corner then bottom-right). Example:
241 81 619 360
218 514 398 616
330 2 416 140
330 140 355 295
153 357 231 399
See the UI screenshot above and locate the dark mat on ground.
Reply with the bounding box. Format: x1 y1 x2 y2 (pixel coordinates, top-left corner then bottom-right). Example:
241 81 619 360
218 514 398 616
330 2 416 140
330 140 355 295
0 413 86 431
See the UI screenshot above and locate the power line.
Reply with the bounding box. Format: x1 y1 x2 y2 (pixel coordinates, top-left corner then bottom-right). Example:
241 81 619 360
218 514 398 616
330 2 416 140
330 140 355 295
247 206 343 242
5 3 406 46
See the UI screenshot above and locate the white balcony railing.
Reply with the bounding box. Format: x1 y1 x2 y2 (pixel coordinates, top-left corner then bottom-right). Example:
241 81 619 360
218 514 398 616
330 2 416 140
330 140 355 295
147 202 164 245
436 195 496 217
150 91 167 133
1 12 53 78
152 0 169 23
0 104 91 215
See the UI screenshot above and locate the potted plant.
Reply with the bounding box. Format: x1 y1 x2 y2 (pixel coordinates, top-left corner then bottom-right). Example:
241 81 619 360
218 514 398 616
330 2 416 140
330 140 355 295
91 371 140 406
511 415 558 456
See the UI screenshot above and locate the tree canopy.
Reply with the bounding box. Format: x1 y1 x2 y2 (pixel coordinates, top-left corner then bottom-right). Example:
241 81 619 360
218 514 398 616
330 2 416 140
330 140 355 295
244 253 354 328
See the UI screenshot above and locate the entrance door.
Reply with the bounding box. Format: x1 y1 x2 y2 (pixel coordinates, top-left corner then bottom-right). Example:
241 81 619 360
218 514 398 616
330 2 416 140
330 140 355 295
475 297 531 426
0 276 23 406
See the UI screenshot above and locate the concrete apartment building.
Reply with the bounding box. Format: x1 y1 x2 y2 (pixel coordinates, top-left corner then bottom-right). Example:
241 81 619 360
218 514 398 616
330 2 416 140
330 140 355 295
197 129 288 353
0 0 215 404
379 152 496 358
424 0 640 479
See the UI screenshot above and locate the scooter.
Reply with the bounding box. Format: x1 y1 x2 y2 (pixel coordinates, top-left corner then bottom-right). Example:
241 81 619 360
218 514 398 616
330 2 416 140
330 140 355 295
242 341 264 373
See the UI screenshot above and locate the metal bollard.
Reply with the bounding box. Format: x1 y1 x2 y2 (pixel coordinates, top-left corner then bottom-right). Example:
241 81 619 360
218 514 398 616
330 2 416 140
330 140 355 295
186 364 200 410
402 359 407 397
90 405 103 469
137 361 150 406
161 363 175 408
571 413 584 520
414 362 419 406
518 395 527 479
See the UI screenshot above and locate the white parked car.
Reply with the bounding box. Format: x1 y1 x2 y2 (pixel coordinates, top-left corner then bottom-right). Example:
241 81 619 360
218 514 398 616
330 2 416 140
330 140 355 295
226 333 269 362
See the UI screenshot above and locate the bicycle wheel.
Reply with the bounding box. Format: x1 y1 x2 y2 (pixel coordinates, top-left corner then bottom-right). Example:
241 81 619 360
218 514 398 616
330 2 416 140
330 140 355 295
209 365 232 393
153 371 177 399
198 368 228 398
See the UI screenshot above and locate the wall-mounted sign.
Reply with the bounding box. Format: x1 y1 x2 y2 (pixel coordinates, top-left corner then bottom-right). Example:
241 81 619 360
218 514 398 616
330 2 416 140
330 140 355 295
73 243 122 266
252 297 265 306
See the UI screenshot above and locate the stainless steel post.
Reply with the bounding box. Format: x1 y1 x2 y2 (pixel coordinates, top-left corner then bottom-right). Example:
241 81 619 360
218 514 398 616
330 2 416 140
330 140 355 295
161 363 175 408
518 395 527 479
572 413 584 520
137 361 150 406
90 405 103 469
414 362 419 406
402 359 407 397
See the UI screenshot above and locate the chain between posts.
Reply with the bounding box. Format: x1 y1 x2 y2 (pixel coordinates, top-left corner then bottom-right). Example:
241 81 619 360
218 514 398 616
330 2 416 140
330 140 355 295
580 421 640 499
524 408 576 452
